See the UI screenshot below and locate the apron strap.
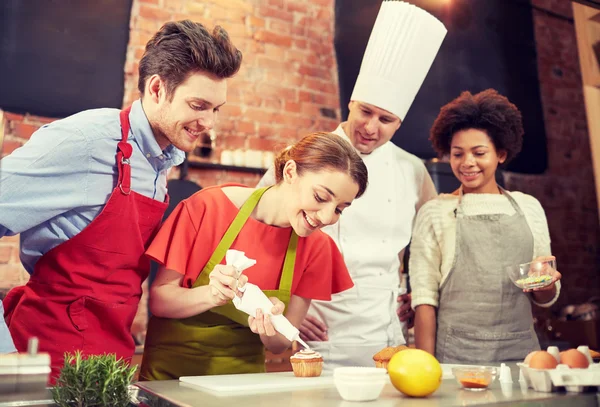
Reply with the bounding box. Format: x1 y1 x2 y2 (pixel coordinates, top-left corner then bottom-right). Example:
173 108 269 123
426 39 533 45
188 186 299 328
117 106 133 195
192 187 271 288
455 186 465 217
278 232 298 294
498 187 524 215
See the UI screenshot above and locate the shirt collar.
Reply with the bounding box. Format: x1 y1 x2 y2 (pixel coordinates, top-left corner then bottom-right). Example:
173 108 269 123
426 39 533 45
333 123 350 141
128 100 185 168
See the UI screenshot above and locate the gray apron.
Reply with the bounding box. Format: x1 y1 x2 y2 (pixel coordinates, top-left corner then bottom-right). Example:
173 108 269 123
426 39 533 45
435 188 540 363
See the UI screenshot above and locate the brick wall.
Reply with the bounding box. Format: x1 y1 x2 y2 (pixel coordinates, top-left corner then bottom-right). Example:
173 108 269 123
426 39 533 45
0 0 341 339
0 0 598 324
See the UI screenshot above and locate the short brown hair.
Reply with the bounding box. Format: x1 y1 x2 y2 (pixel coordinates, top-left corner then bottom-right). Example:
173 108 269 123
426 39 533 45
273 132 368 198
429 89 524 164
138 20 242 99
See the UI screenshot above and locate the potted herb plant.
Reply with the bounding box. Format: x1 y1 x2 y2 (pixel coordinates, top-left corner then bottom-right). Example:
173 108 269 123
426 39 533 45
51 351 137 407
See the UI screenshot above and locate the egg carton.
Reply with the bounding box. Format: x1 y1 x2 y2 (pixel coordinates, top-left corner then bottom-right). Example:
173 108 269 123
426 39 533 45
517 363 600 393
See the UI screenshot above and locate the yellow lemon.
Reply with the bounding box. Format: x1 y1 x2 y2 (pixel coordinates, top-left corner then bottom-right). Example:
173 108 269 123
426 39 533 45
387 349 442 397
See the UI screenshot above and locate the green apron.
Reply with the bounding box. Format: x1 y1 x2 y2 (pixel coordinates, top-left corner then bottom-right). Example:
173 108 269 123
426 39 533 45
139 187 298 380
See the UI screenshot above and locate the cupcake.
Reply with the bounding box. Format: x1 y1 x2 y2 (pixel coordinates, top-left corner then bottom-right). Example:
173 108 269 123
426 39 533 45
290 349 323 377
372 345 408 369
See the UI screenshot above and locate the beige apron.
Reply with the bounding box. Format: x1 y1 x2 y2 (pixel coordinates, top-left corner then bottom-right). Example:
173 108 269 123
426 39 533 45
140 187 298 380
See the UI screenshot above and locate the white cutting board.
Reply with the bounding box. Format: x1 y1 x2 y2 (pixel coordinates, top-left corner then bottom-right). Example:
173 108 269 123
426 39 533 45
180 372 335 396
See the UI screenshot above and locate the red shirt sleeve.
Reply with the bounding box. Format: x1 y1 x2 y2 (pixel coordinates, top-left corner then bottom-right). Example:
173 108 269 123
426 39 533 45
292 231 354 301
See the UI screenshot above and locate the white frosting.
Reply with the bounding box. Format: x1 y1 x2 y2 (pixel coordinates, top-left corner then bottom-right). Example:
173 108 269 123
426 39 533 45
292 350 322 360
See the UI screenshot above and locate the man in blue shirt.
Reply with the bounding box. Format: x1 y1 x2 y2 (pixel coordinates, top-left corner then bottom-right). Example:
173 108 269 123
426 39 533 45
0 20 242 379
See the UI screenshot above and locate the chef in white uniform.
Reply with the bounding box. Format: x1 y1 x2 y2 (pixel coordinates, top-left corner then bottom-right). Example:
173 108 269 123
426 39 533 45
257 1 447 370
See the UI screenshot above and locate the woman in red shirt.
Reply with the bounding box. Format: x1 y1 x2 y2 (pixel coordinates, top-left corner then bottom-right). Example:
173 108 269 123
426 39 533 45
140 132 368 379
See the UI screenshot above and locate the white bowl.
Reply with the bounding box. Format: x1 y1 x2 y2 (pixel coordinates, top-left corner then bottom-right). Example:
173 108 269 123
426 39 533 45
333 367 387 401
333 367 387 381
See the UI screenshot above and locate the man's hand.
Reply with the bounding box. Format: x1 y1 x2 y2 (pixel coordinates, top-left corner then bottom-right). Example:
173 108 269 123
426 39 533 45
397 293 414 329
299 315 328 342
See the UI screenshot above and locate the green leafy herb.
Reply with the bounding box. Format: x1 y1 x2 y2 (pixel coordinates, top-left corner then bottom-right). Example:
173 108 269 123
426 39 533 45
51 351 136 407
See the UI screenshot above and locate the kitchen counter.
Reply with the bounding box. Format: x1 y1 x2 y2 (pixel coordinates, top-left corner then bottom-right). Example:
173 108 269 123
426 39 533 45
0 389 54 407
134 364 600 407
2 364 597 407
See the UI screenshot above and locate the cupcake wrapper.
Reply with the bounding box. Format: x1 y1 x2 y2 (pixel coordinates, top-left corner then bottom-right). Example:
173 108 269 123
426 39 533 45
291 360 323 377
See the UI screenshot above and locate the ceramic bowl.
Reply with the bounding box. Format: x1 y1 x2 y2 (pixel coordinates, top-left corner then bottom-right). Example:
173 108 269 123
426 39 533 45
333 367 388 401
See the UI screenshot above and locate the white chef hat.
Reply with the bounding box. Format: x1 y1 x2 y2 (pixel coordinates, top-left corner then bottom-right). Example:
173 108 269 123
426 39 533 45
350 1 447 121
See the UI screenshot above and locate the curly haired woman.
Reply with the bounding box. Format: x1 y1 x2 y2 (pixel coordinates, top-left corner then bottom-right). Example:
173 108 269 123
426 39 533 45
410 89 561 363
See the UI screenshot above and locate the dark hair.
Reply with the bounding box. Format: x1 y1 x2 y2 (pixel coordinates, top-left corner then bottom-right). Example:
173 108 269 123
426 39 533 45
429 89 524 164
274 132 368 198
138 20 243 99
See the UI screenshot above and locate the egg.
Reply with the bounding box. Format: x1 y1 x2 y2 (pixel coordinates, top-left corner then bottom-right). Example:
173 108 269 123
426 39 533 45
559 349 590 369
529 351 558 369
524 350 538 364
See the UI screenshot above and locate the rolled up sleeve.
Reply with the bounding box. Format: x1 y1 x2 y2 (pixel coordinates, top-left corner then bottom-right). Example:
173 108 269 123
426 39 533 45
531 281 561 308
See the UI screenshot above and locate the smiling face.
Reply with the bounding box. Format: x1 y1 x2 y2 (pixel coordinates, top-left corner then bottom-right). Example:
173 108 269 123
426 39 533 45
450 128 507 194
144 71 227 152
344 101 401 154
282 162 359 237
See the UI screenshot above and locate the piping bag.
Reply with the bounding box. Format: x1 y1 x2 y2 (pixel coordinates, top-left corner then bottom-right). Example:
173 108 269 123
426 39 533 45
227 250 311 350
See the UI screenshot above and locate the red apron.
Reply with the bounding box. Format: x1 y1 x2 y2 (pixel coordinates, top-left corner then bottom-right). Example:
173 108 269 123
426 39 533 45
3 106 167 383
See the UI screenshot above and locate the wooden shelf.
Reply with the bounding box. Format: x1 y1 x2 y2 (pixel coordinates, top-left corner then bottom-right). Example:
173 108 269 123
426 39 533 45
574 1 600 87
188 160 267 175
573 0 600 13
574 1 600 222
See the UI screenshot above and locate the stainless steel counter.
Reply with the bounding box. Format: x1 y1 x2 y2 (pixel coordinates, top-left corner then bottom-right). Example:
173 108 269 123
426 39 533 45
0 389 54 407
2 365 597 407
134 365 600 407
